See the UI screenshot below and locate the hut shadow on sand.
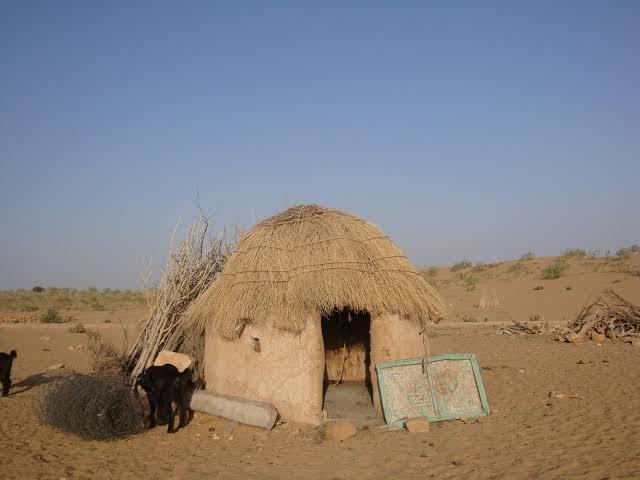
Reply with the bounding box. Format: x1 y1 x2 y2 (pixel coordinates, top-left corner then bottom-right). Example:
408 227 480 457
186 205 445 425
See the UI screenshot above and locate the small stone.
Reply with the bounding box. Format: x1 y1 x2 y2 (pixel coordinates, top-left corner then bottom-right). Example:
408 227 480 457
40 336 50 341
208 427 216 432
227 435 234 441
324 421 357 441
405 417 430 433
47 363 64 370
67 346 75 351
590 333 607 344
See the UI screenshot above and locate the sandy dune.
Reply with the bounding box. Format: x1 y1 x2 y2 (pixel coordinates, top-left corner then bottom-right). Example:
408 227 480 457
1 256 639 479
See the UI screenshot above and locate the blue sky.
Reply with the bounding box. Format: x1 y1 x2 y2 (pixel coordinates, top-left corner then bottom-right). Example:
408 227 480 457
1 1 639 290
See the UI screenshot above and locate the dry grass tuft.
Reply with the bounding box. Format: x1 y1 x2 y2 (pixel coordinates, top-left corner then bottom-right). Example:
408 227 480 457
479 288 500 309
186 205 445 339
541 260 569 280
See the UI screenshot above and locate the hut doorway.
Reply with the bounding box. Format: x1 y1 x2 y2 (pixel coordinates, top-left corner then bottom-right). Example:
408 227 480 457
321 308 378 423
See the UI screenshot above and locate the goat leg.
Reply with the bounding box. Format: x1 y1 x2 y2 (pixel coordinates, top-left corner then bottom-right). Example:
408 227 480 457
148 397 157 428
167 401 177 433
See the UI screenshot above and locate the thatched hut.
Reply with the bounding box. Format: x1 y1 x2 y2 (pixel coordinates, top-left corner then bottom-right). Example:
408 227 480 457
187 205 444 424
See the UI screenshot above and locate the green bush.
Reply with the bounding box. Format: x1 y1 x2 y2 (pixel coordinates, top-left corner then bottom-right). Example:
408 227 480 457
520 252 535 261
41 307 67 324
532 285 544 291
529 313 543 322
541 261 569 280
462 315 478 323
450 260 472 272
68 323 86 334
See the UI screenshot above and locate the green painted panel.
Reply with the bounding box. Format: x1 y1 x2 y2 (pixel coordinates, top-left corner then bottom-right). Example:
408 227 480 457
375 353 490 427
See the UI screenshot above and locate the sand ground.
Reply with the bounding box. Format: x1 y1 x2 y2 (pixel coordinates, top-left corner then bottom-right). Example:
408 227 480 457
1 256 639 479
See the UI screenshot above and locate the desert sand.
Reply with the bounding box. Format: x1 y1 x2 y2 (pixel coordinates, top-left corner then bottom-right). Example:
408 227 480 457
1 255 639 479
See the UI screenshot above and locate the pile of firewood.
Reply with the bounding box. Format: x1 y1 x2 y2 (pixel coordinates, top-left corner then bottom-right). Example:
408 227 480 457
126 216 235 386
496 320 552 335
557 290 640 344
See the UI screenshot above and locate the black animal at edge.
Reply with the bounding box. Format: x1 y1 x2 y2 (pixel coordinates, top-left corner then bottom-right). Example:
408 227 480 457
0 350 17 397
134 364 193 433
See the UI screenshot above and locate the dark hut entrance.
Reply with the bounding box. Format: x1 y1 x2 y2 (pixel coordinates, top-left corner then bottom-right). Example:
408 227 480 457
321 308 378 424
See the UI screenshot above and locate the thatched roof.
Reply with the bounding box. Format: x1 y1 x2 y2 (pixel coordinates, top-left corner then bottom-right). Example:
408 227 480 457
187 204 445 339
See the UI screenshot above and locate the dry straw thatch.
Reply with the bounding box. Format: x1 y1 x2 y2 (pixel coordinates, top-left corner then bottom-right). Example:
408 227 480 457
187 204 445 339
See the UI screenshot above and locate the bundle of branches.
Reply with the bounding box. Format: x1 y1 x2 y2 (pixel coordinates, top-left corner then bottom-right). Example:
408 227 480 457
558 290 640 343
496 320 552 335
37 372 145 440
126 216 235 385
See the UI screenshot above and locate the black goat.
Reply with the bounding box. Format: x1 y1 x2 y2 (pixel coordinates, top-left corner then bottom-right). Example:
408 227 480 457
0 350 17 397
134 364 193 433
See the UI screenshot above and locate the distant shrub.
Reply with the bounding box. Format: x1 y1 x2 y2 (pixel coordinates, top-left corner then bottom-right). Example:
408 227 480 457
32 286 45 293
40 307 67 324
21 304 39 312
88 286 98 293
587 250 600 259
508 261 527 273
92 303 106 311
520 252 535 261
532 285 544 291
561 248 586 259
462 315 478 322
457 271 480 290
541 261 569 280
565 286 572 291
450 260 472 272
68 323 86 334
421 266 439 287
529 313 543 322
104 319 112 324
472 263 488 273
616 248 632 259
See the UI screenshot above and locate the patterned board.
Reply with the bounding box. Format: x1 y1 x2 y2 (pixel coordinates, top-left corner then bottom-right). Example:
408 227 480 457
376 354 489 427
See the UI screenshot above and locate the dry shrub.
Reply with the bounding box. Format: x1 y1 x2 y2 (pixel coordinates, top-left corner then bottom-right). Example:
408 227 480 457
37 372 145 440
87 330 127 373
541 260 569 280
